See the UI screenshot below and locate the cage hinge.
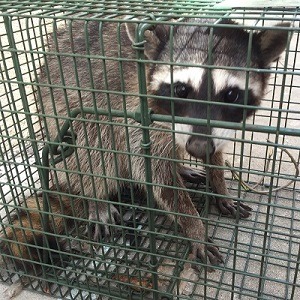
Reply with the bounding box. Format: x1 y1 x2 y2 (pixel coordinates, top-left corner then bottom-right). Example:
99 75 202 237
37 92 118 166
49 130 78 165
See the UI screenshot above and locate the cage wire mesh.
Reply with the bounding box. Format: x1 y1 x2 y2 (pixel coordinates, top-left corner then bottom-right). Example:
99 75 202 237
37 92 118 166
0 1 300 299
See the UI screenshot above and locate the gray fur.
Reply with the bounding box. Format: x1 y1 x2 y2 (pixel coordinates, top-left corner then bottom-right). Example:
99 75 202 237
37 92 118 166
3 18 290 268
38 18 289 266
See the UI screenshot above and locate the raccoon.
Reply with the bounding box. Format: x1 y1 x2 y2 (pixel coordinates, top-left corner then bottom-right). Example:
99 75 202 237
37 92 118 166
1 17 289 269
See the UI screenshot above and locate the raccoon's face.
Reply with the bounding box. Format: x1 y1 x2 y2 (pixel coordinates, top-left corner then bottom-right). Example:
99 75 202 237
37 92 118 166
150 66 264 158
126 19 290 159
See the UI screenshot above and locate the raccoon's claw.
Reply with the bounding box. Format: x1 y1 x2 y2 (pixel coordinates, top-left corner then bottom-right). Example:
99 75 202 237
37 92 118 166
217 198 252 219
85 205 121 240
191 238 223 272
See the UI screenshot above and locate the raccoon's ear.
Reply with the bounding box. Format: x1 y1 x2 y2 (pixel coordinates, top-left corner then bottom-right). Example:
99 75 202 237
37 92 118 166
254 22 291 66
125 22 170 59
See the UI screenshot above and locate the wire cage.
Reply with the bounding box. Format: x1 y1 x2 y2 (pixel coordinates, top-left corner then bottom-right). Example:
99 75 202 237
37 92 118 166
0 1 299 299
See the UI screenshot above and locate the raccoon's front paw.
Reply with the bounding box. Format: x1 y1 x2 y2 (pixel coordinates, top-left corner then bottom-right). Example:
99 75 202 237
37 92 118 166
191 238 224 272
86 205 121 240
179 165 206 184
217 198 252 218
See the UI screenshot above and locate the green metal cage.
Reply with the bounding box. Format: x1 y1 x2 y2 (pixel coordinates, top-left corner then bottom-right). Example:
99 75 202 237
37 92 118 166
0 1 299 299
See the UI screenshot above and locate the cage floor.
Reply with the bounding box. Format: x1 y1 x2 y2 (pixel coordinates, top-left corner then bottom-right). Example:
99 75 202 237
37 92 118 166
1 158 299 300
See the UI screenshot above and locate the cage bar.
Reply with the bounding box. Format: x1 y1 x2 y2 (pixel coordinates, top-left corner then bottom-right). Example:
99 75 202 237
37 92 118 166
0 1 299 299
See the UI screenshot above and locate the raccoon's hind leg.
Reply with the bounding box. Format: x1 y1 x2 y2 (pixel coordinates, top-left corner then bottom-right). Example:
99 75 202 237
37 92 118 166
87 199 121 240
82 174 121 241
208 151 252 218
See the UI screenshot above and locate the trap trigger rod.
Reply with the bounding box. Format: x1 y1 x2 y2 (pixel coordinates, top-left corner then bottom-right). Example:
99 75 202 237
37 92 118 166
225 140 299 194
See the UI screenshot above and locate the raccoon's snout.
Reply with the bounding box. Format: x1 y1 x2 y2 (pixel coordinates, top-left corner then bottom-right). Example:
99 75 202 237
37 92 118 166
186 136 215 159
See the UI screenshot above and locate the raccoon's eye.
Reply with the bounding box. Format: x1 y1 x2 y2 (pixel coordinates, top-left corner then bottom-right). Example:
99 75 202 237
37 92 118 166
224 88 240 103
174 83 190 98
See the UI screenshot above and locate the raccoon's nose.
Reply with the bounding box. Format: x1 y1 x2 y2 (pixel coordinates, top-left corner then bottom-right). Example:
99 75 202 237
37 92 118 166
186 136 215 159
